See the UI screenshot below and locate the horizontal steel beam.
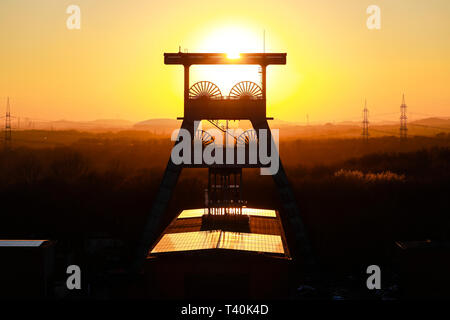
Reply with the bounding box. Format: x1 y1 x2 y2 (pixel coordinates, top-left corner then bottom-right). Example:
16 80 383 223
185 99 266 120
164 53 286 66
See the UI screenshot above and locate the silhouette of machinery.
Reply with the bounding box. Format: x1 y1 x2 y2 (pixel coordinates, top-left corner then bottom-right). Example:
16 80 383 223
131 52 314 279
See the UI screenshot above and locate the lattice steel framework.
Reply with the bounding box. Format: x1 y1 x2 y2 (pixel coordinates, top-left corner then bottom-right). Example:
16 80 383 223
400 94 408 140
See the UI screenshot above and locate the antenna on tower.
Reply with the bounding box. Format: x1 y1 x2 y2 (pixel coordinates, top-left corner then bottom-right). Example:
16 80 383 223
258 30 266 87
263 29 265 53
400 94 408 141
362 99 369 142
4 97 12 150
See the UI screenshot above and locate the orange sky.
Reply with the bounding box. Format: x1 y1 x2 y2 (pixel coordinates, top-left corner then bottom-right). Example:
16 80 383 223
0 0 449 123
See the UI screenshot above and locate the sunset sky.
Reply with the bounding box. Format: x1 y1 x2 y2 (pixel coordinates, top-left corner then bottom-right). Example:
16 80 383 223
0 0 449 123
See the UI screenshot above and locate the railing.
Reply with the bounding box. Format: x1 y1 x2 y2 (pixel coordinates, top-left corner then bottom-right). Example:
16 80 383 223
188 96 264 101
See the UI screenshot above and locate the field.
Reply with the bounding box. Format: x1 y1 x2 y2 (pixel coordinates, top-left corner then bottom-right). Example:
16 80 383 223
1 129 450 298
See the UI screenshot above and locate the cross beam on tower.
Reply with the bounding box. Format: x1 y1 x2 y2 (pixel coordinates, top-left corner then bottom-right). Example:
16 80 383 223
164 52 286 66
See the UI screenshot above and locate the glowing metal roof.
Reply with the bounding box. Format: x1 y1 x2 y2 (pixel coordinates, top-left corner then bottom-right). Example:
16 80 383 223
219 232 284 254
177 208 277 219
242 208 277 218
0 240 47 247
150 231 284 255
177 208 207 219
151 231 220 254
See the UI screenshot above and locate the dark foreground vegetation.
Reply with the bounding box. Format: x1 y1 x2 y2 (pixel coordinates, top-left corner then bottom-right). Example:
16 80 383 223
1 131 450 298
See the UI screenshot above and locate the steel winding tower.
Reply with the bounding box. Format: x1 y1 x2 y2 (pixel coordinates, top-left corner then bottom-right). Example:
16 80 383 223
131 52 314 273
400 94 408 140
362 99 369 142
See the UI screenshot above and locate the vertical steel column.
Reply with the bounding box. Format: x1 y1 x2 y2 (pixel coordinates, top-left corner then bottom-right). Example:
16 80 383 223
250 118 315 268
184 64 190 116
261 65 267 102
130 119 197 273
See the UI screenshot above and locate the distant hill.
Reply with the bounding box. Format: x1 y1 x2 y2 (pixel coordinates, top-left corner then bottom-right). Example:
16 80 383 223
89 119 134 127
410 117 450 127
23 119 134 131
131 117 450 138
133 118 180 134
15 116 450 138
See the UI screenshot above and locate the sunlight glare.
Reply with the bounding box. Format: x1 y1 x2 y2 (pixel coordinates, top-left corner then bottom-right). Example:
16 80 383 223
227 51 241 59
193 26 262 95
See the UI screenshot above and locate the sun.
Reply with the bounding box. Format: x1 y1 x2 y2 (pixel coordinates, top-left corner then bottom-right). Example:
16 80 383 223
226 52 241 59
191 26 263 95
197 25 262 55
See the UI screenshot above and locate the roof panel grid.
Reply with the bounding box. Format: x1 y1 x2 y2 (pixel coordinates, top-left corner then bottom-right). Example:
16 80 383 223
151 231 220 254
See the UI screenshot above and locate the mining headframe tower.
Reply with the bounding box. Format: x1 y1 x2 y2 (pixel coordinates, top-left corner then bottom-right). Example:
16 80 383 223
131 51 314 298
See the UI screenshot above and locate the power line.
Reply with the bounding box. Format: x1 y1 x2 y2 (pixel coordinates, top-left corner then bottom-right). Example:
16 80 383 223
370 112 399 118
409 111 449 118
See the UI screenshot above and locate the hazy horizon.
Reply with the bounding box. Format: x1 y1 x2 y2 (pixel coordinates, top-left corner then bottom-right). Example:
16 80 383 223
1 0 450 123
3 113 450 127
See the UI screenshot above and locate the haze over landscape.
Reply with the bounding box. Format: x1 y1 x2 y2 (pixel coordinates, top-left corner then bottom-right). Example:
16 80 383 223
1 0 450 124
1 0 450 301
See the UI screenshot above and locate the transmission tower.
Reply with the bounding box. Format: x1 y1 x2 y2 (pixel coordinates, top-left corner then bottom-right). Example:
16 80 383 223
362 99 369 142
400 94 408 140
4 97 12 150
